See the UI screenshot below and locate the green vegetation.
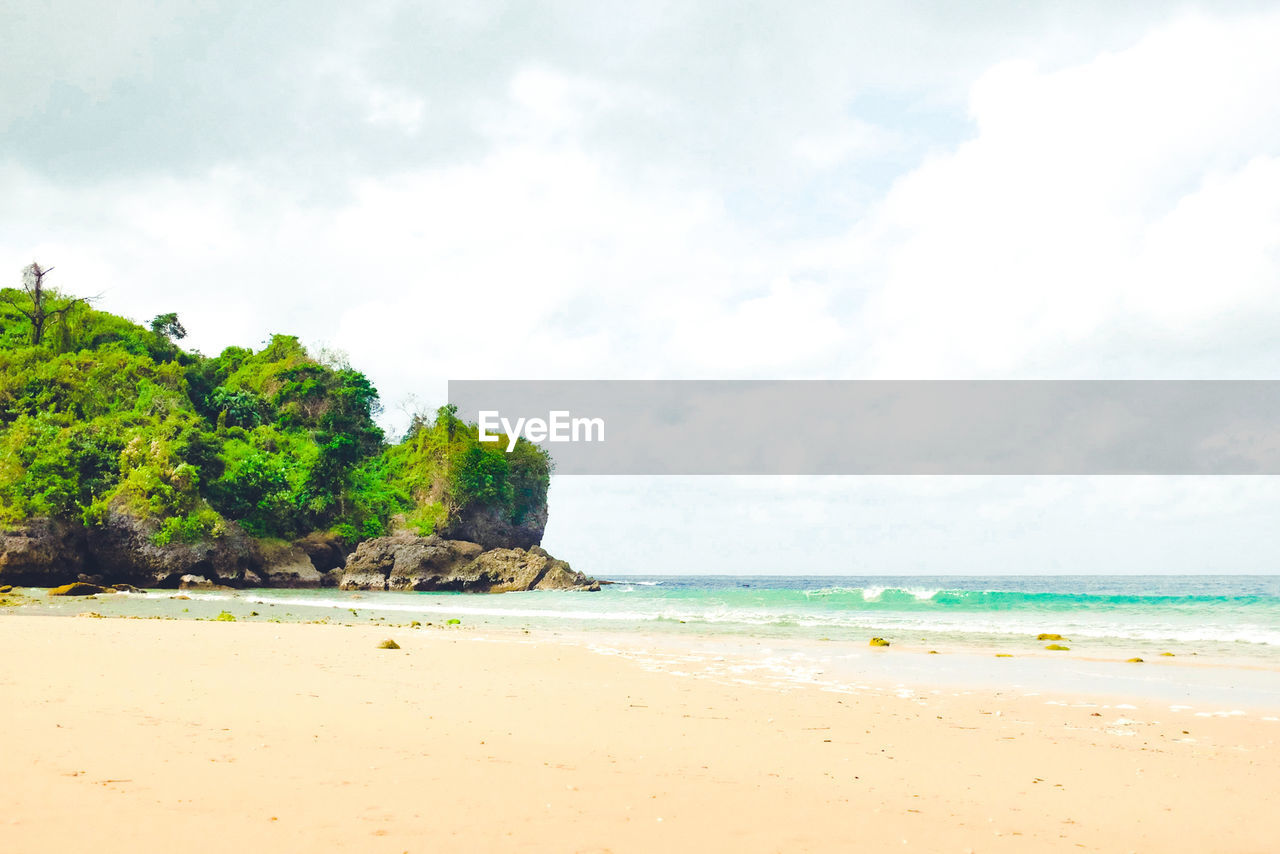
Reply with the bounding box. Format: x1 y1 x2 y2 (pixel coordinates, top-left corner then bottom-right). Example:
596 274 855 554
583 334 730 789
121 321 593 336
0 263 550 547
383 403 550 538
215 610 236 621
1044 643 1070 651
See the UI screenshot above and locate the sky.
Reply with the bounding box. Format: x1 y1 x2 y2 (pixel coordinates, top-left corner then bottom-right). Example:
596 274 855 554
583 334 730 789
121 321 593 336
3 1 1280 574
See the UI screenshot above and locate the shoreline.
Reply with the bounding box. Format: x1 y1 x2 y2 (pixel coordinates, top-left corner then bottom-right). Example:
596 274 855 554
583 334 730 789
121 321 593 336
547 629 1280 718
3 614 1279 852
7 583 1280 713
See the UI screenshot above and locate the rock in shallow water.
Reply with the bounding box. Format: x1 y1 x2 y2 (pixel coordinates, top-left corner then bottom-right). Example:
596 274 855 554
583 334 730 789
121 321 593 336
48 582 109 596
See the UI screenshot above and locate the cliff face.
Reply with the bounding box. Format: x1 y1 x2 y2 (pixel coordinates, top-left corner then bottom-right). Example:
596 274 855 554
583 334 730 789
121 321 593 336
437 501 548 551
85 507 263 587
0 519 87 585
0 512 596 594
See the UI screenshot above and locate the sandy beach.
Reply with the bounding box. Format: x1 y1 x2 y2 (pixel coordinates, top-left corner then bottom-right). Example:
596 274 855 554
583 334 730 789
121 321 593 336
1 615 1277 853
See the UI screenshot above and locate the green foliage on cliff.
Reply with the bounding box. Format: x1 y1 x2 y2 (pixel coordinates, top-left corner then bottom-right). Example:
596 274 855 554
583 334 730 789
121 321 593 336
381 403 550 537
0 265 550 545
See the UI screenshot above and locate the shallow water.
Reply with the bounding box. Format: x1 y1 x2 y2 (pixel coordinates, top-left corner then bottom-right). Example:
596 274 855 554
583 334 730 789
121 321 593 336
12 574 1280 653
9 574 1280 709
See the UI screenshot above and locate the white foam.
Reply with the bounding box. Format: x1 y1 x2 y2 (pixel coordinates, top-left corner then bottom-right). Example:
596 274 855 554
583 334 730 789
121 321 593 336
145 583 1280 650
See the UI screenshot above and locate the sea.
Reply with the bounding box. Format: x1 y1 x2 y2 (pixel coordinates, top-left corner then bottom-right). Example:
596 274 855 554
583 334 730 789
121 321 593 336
11 574 1280 711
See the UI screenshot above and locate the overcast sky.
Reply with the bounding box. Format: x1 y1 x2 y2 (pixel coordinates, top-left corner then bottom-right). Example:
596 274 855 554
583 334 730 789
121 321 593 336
3 1 1280 574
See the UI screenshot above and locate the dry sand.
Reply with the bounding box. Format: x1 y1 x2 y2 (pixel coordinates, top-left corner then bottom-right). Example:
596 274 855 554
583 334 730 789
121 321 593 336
1 614 1277 853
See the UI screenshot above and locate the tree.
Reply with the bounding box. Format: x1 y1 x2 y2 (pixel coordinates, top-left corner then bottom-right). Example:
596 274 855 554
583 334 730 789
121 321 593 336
2 262 91 347
438 403 460 441
150 312 187 340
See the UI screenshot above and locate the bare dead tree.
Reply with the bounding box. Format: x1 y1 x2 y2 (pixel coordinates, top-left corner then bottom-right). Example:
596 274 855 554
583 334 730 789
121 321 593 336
2 262 92 346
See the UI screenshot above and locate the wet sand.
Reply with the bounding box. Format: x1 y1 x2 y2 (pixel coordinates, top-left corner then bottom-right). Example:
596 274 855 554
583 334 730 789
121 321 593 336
1 614 1277 852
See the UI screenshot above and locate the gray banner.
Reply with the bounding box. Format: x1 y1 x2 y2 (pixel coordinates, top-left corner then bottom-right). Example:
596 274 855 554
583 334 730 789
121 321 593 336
447 380 1280 474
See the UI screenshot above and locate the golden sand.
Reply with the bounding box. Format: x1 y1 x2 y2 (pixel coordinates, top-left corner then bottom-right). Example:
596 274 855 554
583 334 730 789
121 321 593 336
0 615 1276 853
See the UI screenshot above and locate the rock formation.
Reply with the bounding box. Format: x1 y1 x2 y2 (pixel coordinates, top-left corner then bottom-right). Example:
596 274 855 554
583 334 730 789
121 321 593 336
0 519 87 585
0 512 312 591
85 506 262 588
339 534 597 592
437 502 547 550
1 514 597 594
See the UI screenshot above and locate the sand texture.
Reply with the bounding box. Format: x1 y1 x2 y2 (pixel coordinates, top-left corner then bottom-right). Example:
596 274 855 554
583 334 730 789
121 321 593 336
1 615 1277 853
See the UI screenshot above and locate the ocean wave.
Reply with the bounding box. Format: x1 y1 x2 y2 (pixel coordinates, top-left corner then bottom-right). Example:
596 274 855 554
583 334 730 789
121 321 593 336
139 586 1280 647
805 586 945 602
800 586 1280 610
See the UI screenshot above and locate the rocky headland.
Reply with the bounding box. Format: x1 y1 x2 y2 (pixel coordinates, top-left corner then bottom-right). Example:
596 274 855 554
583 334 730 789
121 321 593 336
0 268 597 596
0 506 598 594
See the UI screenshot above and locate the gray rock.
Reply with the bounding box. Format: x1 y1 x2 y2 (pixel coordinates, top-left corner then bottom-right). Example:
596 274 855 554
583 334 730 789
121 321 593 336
388 537 482 591
1 502 593 594
257 543 322 588
535 560 602 592
339 534 596 593
437 503 546 551
340 567 390 591
294 531 353 573
0 519 87 586
86 505 260 588
340 533 478 591
462 546 599 593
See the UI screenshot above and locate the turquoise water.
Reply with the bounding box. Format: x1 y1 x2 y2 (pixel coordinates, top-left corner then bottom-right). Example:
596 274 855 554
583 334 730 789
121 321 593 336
10 574 1280 708
13 575 1280 662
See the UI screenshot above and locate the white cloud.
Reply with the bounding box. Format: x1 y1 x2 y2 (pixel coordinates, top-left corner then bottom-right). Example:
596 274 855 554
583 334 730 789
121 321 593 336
839 10 1280 378
5 4 1280 571
666 277 846 372
365 87 426 133
793 120 901 169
